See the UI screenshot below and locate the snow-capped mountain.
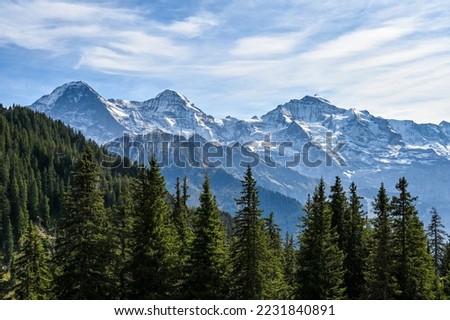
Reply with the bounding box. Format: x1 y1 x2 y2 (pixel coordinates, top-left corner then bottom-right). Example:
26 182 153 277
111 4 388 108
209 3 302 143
31 81 125 144
28 81 450 229
107 89 219 141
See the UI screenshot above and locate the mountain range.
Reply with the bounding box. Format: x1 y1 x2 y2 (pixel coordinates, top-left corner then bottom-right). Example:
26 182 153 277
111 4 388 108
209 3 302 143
28 81 450 231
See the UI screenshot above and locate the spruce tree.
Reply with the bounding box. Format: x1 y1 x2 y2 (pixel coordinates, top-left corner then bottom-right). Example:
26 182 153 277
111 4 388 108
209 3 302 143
185 174 227 299
8 173 28 243
329 176 349 250
182 176 190 207
230 166 268 299
283 232 297 298
442 242 450 298
54 147 115 299
391 177 434 299
345 182 368 299
173 177 193 252
264 212 288 299
426 207 447 276
296 179 345 299
112 181 133 299
442 242 450 278
10 220 52 299
27 179 39 222
129 156 180 299
368 183 397 299
1 199 14 267
0 264 9 299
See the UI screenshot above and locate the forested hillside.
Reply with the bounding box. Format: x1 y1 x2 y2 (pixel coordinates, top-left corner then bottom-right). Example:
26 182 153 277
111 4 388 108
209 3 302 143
1 105 450 300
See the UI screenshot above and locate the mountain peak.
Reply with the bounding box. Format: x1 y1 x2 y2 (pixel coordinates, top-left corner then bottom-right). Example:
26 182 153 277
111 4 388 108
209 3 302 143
302 94 331 104
56 81 99 96
262 94 345 124
28 81 124 144
156 89 181 97
30 81 101 112
64 80 90 87
155 89 189 103
142 89 204 115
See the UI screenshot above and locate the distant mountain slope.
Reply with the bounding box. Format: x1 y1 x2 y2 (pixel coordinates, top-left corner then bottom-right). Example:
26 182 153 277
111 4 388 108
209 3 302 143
28 82 450 229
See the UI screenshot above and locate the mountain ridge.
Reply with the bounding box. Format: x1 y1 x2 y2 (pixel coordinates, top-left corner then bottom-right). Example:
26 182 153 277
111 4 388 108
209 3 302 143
27 81 450 229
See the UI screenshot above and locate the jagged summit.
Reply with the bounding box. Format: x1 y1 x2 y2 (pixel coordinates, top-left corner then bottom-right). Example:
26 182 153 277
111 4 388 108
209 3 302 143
62 80 92 89
27 82 450 156
31 81 101 112
142 89 203 115
261 95 345 124
50 80 99 98
24 81 450 234
303 94 332 104
29 81 124 144
155 89 185 100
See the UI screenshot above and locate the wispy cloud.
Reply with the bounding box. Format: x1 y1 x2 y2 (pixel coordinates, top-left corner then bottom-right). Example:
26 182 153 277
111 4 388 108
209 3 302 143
230 33 305 57
0 0 450 123
157 13 219 37
303 17 421 60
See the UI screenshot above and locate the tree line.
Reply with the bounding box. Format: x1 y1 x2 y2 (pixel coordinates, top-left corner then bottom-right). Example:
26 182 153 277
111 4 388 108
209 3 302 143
1 105 450 299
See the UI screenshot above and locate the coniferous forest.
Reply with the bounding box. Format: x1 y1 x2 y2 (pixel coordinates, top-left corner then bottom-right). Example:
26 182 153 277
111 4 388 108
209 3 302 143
1 105 450 300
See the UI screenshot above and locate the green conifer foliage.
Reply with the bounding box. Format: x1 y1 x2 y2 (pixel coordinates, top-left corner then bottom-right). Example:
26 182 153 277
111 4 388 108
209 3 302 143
10 220 52 299
368 183 398 299
54 147 115 299
426 207 447 276
129 156 180 299
391 177 435 299
283 232 297 298
345 182 368 299
185 174 228 299
263 212 288 299
330 176 349 250
296 179 345 299
230 166 268 299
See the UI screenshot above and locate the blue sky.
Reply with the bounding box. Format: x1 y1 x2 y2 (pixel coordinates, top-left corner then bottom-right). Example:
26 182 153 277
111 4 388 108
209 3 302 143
0 0 449 123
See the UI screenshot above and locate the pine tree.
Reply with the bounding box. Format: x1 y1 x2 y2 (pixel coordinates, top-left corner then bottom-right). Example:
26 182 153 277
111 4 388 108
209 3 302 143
442 242 450 298
129 156 180 299
182 176 190 207
391 177 434 299
426 207 447 276
264 212 288 298
230 166 268 299
27 178 39 222
173 177 193 252
8 172 28 243
296 179 345 299
345 182 368 299
368 183 397 299
10 220 52 299
1 197 14 267
329 176 349 250
112 181 133 299
283 232 297 298
442 242 450 278
185 174 227 299
38 192 50 229
0 264 9 299
54 147 115 299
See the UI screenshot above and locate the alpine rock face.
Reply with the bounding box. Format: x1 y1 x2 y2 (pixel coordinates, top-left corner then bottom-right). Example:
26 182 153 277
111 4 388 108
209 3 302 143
28 82 450 230
30 81 125 144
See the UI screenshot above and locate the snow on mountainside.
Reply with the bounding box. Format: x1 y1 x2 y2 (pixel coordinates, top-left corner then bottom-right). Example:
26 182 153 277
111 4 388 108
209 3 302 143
107 89 218 140
27 81 450 229
31 81 125 144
